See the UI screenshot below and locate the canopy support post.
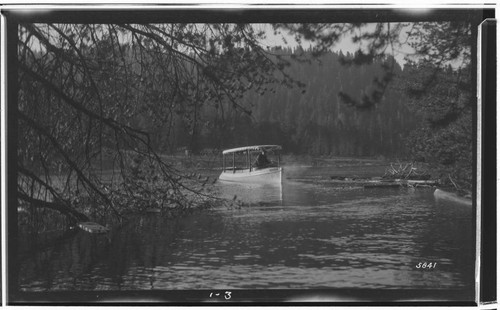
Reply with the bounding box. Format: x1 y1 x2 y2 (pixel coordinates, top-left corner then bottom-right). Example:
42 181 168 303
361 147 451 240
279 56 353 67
247 150 251 172
232 153 235 173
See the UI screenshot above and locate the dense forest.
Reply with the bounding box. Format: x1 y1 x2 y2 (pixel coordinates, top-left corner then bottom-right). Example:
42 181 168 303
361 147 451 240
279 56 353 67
150 48 419 158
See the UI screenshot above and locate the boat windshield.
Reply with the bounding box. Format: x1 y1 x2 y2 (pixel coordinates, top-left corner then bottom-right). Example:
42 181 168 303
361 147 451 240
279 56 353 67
221 145 281 172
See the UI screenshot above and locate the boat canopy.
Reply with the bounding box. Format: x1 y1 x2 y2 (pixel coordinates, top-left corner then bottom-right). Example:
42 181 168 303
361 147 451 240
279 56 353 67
222 145 282 155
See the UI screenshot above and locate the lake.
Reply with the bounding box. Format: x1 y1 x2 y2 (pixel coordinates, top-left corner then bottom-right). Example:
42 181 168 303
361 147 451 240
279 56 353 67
15 164 475 302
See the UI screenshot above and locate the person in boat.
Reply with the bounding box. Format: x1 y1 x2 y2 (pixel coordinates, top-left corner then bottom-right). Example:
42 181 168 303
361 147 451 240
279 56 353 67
254 150 271 169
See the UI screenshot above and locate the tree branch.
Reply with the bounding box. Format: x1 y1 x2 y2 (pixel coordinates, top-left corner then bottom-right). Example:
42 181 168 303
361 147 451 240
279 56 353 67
18 192 89 222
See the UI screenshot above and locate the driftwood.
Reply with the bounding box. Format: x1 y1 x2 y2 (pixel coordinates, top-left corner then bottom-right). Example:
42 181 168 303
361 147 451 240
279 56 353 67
383 161 430 180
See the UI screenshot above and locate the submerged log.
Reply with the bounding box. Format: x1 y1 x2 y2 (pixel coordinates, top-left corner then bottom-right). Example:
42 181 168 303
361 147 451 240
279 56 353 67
364 183 401 188
434 189 472 206
77 222 110 234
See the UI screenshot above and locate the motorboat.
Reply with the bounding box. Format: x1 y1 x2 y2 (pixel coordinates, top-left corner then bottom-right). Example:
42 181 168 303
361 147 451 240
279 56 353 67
219 145 282 184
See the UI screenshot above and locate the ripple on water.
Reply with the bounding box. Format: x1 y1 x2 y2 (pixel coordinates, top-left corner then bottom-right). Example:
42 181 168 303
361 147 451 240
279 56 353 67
17 177 474 294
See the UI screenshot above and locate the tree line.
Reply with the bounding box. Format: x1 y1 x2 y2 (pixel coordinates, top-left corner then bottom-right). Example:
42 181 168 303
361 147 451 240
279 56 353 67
173 47 419 158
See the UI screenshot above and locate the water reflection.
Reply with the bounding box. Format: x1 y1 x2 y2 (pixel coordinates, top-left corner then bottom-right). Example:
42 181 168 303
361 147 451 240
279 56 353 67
18 168 475 297
216 181 283 205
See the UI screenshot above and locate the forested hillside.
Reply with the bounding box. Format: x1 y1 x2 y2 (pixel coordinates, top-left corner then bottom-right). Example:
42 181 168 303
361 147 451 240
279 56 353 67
167 48 419 157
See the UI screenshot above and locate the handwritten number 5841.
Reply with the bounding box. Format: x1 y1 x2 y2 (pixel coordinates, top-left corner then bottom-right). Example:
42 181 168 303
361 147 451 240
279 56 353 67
416 262 437 269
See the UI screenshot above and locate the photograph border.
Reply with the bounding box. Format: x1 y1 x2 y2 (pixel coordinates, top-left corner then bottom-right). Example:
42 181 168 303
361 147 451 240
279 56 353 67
1 3 496 307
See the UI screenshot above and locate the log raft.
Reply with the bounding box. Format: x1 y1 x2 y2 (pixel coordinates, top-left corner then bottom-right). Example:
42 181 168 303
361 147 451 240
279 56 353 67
328 176 439 188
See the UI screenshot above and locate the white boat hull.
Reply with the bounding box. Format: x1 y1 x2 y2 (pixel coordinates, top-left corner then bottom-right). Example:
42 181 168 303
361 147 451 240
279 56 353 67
219 167 282 184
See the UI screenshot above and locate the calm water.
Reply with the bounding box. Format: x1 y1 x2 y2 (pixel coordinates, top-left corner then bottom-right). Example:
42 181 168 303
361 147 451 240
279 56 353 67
17 166 475 296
